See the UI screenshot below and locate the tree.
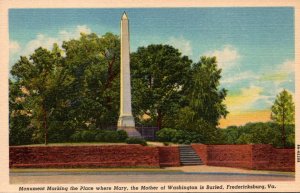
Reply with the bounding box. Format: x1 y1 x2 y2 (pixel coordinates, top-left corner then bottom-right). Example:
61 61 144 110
131 44 192 129
9 32 121 145
167 56 228 144
61 32 120 130
10 45 65 145
186 56 228 127
9 80 33 145
271 90 295 148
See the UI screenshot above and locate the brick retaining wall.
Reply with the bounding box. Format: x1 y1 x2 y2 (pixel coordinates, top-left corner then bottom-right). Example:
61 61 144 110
10 144 295 171
158 146 180 167
9 145 160 168
192 144 295 171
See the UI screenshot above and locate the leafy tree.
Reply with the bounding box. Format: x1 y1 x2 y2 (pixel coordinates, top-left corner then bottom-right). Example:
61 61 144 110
60 32 121 130
131 44 192 129
186 56 228 127
271 90 295 147
9 33 121 145
10 46 65 144
9 80 33 145
167 56 228 144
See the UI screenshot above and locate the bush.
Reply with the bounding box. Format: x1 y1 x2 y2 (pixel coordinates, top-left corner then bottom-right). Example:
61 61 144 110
222 122 295 148
117 130 128 141
156 128 178 142
163 142 170 146
70 131 82 142
95 132 106 142
80 130 96 142
156 128 204 145
71 129 128 143
126 137 147 146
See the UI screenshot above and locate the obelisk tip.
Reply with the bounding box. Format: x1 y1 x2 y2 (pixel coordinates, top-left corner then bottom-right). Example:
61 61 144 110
122 12 128 20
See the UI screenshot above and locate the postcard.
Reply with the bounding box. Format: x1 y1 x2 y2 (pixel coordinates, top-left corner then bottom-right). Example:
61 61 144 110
0 0 299 192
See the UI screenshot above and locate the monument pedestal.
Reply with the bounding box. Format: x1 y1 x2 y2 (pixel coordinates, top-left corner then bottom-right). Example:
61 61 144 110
118 115 141 138
117 115 135 127
117 127 142 138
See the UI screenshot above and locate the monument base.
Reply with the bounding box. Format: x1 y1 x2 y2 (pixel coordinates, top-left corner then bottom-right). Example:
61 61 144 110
118 115 142 138
117 127 142 138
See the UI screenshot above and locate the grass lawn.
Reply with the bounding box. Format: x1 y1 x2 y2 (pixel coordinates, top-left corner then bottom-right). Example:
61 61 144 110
12 141 178 147
15 142 127 147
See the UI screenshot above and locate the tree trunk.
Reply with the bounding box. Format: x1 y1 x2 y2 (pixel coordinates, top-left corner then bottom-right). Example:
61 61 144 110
282 123 286 148
43 103 48 145
157 110 163 130
282 106 286 148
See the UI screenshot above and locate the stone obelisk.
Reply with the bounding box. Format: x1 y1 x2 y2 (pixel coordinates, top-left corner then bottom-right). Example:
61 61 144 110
117 12 141 138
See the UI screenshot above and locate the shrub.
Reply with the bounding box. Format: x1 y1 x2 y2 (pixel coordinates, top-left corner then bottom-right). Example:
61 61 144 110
70 129 129 143
163 142 170 146
126 137 147 146
80 130 96 142
70 131 82 142
95 132 106 142
117 130 128 141
156 128 178 142
156 127 204 144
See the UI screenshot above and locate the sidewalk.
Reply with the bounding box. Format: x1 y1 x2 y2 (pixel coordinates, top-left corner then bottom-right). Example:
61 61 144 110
165 165 295 176
10 165 294 176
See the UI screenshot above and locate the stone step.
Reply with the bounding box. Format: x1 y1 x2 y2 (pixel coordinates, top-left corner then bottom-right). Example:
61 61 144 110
179 145 204 166
180 157 202 160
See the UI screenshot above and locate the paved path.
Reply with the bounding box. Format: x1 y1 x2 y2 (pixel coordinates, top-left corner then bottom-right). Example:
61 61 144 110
166 165 294 175
10 167 294 184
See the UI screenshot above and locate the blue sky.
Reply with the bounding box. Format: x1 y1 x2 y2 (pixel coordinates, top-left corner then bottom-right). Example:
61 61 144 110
9 8 295 126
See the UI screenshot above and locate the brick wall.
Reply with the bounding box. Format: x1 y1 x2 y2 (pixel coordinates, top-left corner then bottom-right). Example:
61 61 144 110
192 144 295 172
208 145 253 169
191 144 208 164
10 144 294 171
251 145 295 172
158 146 180 167
10 145 160 168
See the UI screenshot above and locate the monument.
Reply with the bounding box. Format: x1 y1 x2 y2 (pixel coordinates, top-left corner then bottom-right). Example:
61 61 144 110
117 12 141 138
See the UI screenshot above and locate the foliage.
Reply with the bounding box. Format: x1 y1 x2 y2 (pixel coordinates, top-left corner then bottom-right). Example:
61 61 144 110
9 33 120 144
161 56 228 144
156 128 178 142
156 127 223 145
271 90 295 147
131 44 192 129
222 122 294 148
9 33 228 145
125 137 147 146
185 56 228 127
9 80 33 145
70 129 128 143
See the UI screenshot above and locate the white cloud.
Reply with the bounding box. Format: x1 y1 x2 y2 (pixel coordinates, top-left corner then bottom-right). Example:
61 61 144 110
279 60 295 75
76 25 91 34
10 25 92 68
23 34 59 56
221 71 258 84
59 25 92 41
259 59 295 84
166 36 192 56
9 41 21 54
203 45 240 70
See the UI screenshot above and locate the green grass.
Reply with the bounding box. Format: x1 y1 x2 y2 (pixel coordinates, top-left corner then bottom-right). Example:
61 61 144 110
12 141 179 147
12 142 127 147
